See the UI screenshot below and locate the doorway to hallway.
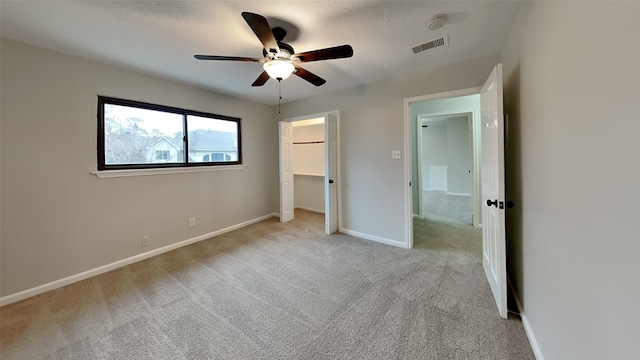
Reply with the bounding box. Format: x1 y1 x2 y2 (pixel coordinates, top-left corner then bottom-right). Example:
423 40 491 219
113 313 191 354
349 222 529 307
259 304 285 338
411 93 482 227
419 112 474 225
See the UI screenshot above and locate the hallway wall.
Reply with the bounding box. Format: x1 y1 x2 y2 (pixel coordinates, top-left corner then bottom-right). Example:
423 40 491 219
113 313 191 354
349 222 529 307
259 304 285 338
501 2 640 359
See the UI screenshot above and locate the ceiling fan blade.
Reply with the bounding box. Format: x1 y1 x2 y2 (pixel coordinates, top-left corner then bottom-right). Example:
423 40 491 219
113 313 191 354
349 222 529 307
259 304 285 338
293 66 326 86
294 45 354 63
241 12 280 54
251 71 271 87
194 55 261 62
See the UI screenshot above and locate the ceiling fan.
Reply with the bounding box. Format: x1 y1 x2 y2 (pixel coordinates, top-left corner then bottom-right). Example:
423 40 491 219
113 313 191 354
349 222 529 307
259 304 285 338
194 12 354 87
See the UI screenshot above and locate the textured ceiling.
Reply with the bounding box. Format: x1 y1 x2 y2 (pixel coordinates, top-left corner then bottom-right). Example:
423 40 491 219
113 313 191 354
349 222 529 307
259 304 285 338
0 1 521 105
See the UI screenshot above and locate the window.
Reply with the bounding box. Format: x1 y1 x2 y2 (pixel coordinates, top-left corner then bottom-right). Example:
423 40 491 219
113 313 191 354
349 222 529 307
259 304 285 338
97 96 241 170
155 150 170 161
203 153 232 162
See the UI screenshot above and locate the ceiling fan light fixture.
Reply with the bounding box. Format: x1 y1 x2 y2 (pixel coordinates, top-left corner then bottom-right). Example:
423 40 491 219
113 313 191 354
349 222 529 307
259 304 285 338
263 60 295 80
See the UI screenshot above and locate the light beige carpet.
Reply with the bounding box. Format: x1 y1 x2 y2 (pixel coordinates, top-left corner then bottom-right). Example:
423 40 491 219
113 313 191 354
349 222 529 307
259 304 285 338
1 209 534 359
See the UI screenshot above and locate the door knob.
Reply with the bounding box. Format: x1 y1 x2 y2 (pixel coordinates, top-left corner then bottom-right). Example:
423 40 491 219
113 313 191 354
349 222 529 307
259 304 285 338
507 201 515 208
486 199 498 207
328 179 334 184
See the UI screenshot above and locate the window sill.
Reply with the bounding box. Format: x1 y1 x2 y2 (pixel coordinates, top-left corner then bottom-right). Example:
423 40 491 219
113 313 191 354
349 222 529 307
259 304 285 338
92 165 245 178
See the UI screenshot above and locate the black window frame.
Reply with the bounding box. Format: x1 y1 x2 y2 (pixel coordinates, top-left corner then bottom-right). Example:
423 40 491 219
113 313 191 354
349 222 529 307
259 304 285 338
97 96 242 170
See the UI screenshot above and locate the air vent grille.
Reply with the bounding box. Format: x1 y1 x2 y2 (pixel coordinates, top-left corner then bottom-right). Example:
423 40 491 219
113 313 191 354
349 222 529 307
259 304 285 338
412 35 448 55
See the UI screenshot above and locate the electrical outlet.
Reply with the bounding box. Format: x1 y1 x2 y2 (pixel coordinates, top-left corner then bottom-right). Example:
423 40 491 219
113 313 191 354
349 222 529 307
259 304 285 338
141 236 150 247
188 218 196 228
392 150 401 159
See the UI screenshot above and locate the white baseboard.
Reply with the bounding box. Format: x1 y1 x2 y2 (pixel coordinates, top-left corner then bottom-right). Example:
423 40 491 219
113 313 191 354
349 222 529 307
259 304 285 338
422 189 471 197
447 192 471 197
339 227 409 249
509 279 545 360
294 206 325 214
0 213 279 307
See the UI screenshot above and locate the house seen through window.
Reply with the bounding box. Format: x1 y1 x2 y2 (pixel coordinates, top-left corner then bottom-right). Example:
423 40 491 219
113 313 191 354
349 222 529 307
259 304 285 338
97 96 241 170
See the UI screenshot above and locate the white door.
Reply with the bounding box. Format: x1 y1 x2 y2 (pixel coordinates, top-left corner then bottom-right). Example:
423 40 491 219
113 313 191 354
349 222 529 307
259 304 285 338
325 113 339 234
279 121 294 222
481 64 507 318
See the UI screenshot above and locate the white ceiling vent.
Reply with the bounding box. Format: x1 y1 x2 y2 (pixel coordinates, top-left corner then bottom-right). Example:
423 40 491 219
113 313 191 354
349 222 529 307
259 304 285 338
412 35 448 55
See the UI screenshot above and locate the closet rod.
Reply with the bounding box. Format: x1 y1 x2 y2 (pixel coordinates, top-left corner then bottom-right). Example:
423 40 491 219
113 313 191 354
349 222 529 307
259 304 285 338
293 141 325 145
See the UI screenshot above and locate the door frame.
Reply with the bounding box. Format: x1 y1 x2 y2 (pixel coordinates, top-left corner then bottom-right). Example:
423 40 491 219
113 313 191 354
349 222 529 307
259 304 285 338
404 87 481 248
416 109 481 227
281 110 341 233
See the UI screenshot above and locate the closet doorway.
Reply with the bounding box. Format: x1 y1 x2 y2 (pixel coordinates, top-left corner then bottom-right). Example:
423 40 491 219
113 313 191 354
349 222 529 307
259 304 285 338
279 111 339 234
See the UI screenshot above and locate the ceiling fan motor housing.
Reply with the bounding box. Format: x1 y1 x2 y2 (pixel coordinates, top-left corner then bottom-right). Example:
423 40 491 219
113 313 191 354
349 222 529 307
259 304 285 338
263 41 295 59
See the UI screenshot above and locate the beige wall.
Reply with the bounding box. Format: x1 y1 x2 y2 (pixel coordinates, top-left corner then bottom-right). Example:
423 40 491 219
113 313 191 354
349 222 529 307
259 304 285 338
501 2 640 359
294 175 325 214
278 55 498 244
0 38 279 297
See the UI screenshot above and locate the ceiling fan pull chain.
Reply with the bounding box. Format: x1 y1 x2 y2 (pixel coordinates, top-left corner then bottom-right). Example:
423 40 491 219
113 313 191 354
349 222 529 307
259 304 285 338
278 79 282 114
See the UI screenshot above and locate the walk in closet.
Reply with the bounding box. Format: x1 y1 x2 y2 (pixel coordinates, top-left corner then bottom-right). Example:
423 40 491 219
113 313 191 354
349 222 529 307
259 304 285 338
292 119 325 214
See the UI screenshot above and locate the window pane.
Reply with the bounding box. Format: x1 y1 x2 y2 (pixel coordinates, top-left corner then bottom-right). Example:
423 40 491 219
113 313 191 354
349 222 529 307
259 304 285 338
187 115 239 163
104 104 184 165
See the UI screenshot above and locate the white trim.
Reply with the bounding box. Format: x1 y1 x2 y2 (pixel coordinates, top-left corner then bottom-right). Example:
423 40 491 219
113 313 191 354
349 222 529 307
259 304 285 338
0 213 278 307
416 115 424 220
422 189 471 197
447 192 471 197
295 206 325 214
92 164 245 178
405 86 482 249
418 109 475 123
339 227 410 249
283 110 339 123
283 110 342 234
403 100 414 248
291 117 325 127
335 111 343 233
509 279 545 360
405 87 482 104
